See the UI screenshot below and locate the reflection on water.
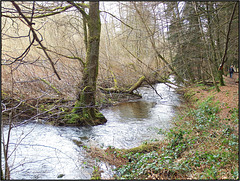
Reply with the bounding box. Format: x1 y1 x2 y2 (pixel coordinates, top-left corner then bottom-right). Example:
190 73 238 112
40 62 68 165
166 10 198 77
111 101 156 119
95 81 180 149
2 79 181 179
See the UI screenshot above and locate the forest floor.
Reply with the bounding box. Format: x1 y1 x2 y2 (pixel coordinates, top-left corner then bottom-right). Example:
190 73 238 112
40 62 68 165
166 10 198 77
191 72 238 122
88 73 239 180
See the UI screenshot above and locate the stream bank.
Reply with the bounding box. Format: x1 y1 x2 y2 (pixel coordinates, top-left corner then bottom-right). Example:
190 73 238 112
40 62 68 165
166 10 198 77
2 78 182 179
1 75 171 126
97 80 238 180
1 87 142 126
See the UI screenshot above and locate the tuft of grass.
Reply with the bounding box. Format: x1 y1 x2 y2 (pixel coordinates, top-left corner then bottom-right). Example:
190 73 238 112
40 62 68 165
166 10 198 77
91 166 102 180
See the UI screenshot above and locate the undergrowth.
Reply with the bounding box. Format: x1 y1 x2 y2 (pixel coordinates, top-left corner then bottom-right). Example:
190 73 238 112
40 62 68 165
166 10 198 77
114 96 239 180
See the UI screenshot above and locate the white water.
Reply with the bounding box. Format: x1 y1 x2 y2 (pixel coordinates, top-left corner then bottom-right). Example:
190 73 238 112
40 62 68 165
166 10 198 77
2 80 181 179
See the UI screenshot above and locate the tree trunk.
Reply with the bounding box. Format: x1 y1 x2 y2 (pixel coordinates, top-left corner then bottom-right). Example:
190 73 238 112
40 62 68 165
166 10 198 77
71 2 106 126
127 76 145 94
1 168 4 180
218 2 237 85
99 75 145 95
193 2 220 92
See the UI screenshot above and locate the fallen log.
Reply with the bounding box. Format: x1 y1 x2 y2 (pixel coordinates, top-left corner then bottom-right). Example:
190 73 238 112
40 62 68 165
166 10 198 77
99 75 145 94
127 76 145 94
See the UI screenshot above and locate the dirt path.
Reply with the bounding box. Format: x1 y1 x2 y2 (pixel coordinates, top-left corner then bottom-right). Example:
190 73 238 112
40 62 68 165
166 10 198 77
223 72 239 86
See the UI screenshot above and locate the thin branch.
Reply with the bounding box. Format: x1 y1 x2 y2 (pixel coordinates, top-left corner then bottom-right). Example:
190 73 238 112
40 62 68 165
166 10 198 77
37 47 85 67
122 45 156 73
3 38 35 66
30 1 35 23
218 2 237 70
144 79 163 99
12 1 61 80
2 5 74 19
100 10 134 30
132 2 186 85
67 1 88 20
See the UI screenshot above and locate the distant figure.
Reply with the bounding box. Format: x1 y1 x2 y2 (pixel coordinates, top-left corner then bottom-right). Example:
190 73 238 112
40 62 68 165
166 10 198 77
229 65 235 78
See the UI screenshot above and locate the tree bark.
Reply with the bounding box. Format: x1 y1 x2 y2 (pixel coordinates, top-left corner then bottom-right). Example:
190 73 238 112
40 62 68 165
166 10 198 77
71 2 106 125
218 2 237 85
128 76 145 94
1 168 4 180
99 75 145 95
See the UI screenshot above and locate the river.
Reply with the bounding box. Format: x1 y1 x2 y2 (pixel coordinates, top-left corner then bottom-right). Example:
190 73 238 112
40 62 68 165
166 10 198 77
2 79 181 179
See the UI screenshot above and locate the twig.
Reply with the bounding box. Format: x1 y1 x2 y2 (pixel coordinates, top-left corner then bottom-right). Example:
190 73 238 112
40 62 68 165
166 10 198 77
67 1 88 19
12 1 61 80
37 47 85 67
145 79 163 99
101 10 133 30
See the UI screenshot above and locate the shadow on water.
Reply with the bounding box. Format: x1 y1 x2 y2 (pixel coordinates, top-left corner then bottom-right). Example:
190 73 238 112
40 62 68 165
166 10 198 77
2 78 182 179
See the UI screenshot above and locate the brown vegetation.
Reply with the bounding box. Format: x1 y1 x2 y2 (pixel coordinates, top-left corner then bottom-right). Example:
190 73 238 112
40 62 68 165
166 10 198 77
1 1 238 180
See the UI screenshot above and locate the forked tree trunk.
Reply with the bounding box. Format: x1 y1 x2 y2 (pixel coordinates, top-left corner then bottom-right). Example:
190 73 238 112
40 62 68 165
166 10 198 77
71 2 106 125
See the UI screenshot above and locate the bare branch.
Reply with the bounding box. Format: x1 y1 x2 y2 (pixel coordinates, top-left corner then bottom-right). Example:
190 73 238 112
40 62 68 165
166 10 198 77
2 4 74 19
12 1 61 80
100 10 134 30
37 47 85 67
218 2 237 70
67 1 88 20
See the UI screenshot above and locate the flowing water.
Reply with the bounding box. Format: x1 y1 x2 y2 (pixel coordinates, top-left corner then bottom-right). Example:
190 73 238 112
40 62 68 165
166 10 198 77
2 79 181 179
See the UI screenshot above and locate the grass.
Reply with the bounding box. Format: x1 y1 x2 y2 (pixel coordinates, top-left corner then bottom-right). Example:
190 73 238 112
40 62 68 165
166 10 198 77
110 92 239 180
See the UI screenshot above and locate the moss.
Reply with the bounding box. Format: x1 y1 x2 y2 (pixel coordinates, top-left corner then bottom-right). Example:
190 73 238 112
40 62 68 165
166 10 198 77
122 142 160 154
95 111 105 119
67 100 82 124
67 80 107 125
39 104 54 114
57 174 65 178
39 78 62 95
65 111 92 125
88 36 100 43
127 76 145 93
65 101 107 126
72 100 82 114
65 114 80 124
183 89 196 100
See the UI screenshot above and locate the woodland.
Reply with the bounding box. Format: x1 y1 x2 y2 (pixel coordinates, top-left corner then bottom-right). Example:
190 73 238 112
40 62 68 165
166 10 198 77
1 1 239 180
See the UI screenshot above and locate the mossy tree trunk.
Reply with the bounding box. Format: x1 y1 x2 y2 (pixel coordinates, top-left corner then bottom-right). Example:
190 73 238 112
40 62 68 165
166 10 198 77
70 2 106 125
